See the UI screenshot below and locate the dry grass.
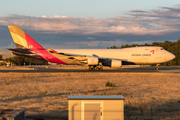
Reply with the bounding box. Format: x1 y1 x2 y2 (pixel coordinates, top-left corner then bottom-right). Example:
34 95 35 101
0 71 180 119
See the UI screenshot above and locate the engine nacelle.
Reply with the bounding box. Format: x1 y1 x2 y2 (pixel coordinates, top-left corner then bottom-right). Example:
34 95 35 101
87 57 99 65
111 60 122 68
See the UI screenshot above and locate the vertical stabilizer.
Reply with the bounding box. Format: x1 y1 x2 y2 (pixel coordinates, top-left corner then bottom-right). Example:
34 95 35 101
8 25 28 49
8 25 44 50
8 25 67 64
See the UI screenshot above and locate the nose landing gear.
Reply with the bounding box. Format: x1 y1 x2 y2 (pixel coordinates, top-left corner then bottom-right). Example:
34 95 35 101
155 64 160 70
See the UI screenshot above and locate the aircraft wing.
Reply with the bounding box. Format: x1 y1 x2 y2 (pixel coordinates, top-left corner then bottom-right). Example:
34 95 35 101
58 52 125 60
58 52 88 57
56 52 134 65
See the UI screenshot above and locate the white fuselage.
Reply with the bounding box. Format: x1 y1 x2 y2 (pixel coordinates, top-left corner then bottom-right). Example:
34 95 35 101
55 46 175 65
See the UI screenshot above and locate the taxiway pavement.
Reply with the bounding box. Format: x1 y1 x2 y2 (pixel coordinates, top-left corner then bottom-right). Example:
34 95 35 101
0 66 180 73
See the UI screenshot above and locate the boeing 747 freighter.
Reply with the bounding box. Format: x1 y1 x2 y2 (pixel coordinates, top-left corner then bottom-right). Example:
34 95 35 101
7 25 175 70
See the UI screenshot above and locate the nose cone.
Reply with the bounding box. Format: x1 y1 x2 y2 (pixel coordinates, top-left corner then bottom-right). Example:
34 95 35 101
169 53 175 61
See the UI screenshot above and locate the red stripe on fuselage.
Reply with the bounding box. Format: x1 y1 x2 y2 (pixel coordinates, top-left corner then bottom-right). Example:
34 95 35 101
25 33 67 64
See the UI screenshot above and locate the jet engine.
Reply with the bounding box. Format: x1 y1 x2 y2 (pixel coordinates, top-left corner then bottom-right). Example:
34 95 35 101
80 57 99 65
111 60 122 68
87 57 99 65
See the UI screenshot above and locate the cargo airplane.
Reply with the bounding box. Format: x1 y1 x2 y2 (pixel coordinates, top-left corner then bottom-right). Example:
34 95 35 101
7 25 175 70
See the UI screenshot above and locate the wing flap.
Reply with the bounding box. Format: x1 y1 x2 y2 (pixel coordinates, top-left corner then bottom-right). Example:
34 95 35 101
58 52 88 57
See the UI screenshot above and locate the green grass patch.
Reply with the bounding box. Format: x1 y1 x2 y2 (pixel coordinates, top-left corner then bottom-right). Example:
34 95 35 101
105 81 116 87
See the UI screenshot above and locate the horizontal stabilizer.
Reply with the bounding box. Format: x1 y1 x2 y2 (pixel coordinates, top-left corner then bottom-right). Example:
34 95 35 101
6 48 34 54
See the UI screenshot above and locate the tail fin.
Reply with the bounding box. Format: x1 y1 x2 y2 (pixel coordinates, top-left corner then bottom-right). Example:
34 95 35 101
8 25 43 50
8 25 28 49
8 25 67 64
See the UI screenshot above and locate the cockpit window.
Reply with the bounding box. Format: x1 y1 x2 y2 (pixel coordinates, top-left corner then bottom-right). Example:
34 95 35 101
161 48 164 50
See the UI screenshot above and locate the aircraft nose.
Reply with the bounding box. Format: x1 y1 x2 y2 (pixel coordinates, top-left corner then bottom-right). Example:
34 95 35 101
169 53 175 60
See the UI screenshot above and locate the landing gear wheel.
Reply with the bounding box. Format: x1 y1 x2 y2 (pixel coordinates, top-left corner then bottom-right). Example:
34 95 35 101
89 64 103 71
99 68 103 71
89 67 93 71
95 67 100 71
155 67 159 70
89 66 96 71
155 64 160 70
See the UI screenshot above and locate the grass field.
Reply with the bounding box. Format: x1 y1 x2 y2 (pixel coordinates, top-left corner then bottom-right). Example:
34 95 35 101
0 70 180 120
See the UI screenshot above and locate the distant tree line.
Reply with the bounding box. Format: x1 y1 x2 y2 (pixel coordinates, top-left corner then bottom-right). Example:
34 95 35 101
107 40 180 66
5 56 48 66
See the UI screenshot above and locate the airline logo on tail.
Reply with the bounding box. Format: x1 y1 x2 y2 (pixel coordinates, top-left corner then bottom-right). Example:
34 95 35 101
8 25 67 64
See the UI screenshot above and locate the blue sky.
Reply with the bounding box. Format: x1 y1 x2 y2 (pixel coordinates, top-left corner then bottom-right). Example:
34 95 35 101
1 0 180 18
1 0 180 50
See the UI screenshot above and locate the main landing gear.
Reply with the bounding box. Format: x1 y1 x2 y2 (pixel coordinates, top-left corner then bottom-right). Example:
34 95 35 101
89 64 103 71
